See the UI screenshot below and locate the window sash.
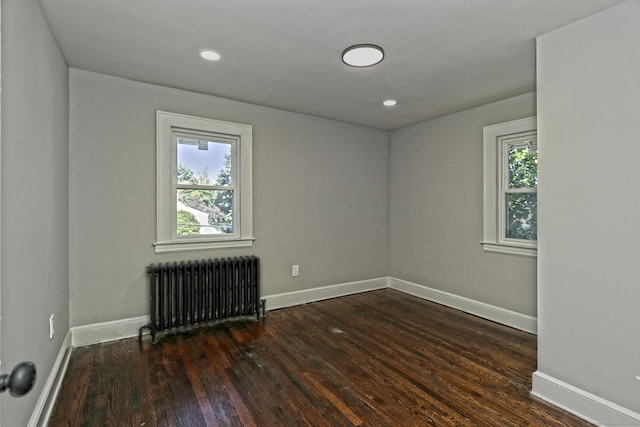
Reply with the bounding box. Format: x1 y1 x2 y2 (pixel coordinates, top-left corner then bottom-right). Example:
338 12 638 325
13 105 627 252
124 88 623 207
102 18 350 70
498 133 537 247
172 131 240 239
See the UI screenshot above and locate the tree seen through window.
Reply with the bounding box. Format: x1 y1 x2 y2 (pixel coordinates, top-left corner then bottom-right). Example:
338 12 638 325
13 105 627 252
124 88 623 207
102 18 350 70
505 141 537 241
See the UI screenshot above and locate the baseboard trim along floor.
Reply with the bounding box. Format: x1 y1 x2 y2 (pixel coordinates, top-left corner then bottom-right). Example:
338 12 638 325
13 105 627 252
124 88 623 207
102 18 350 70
532 371 640 425
47 279 638 427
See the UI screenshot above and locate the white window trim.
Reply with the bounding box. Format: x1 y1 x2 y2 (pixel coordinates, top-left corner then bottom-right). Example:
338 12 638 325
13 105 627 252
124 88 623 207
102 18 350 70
154 111 254 253
482 117 537 257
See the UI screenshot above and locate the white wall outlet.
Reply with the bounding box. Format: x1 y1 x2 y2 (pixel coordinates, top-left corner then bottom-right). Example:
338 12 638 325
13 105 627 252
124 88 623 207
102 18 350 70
291 265 299 277
49 314 55 340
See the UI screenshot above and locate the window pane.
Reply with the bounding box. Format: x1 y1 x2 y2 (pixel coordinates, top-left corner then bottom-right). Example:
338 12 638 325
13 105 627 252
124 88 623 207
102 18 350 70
506 193 537 240
177 138 232 186
508 141 537 189
176 189 234 235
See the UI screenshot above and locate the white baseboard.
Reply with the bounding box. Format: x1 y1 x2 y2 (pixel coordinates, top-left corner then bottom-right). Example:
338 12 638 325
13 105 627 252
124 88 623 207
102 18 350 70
28 330 72 427
69 276 536 346
532 371 640 425
71 315 150 348
63 277 640 427
389 277 537 334
67 278 388 347
262 277 389 311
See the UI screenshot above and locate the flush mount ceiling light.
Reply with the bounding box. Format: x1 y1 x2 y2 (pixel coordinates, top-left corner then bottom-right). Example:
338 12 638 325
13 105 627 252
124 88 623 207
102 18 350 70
199 49 221 61
382 99 398 107
342 44 384 67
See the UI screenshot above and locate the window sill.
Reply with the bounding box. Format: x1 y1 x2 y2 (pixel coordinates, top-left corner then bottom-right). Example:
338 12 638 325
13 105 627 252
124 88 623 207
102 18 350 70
154 237 255 254
481 242 537 258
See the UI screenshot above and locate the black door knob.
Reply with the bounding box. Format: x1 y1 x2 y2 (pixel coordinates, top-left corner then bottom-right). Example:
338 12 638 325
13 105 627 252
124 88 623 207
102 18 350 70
0 361 37 396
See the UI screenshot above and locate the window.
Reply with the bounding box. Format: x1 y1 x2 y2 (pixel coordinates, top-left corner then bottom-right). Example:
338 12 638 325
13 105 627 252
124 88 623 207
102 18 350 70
155 111 253 253
482 117 537 257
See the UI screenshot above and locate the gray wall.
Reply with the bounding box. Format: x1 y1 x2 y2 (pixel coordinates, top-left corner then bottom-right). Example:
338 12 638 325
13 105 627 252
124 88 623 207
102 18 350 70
389 93 537 316
536 0 640 414
0 0 70 425
4 0 638 423
69 69 389 326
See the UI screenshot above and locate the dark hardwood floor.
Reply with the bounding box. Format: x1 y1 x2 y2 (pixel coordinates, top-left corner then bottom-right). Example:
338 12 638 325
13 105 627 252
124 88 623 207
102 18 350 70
48 289 591 426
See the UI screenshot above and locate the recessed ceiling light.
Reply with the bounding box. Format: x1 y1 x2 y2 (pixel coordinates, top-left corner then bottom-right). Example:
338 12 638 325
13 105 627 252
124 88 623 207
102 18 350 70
342 44 384 67
199 49 221 61
382 99 398 107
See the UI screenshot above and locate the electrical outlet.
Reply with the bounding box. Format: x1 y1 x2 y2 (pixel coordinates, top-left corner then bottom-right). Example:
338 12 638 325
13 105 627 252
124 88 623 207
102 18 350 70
49 314 55 340
292 265 299 277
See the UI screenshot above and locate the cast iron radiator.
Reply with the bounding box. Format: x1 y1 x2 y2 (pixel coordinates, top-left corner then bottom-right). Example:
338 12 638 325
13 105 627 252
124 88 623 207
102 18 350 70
141 256 264 342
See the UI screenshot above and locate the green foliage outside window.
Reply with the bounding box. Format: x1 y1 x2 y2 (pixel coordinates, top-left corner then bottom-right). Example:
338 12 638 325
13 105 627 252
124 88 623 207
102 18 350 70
210 153 234 233
177 158 233 234
177 210 200 235
506 144 537 241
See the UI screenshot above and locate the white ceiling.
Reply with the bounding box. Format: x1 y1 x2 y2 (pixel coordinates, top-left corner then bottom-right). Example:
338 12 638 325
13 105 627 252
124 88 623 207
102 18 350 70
40 0 624 130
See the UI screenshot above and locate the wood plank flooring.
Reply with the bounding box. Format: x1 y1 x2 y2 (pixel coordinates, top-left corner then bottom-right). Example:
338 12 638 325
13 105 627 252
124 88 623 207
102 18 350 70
48 289 591 426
